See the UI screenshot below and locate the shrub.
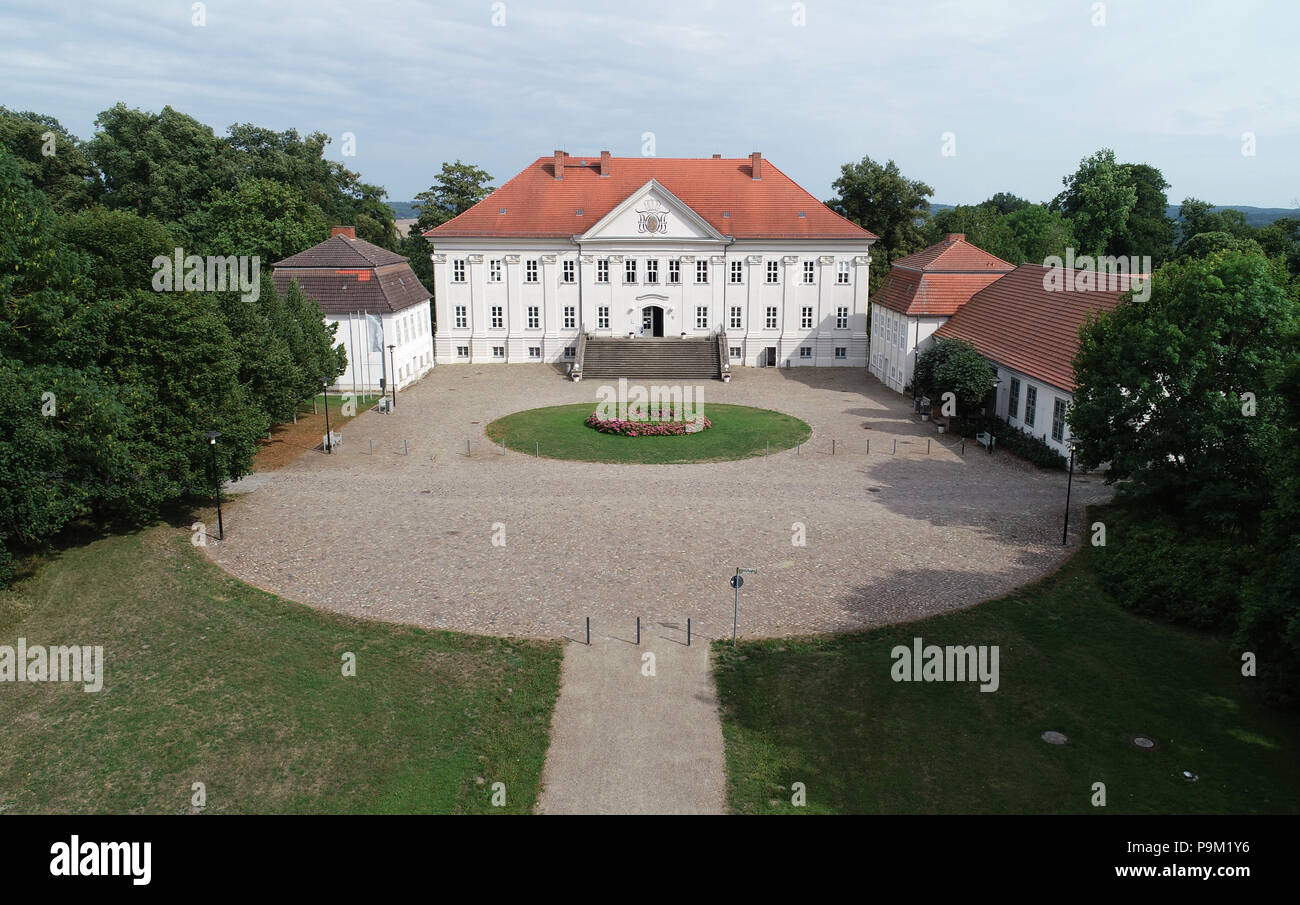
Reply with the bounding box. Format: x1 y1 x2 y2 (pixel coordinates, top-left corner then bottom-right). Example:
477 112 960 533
986 420 1067 470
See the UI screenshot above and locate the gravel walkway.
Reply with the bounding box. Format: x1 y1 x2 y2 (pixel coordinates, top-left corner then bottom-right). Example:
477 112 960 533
206 365 1111 642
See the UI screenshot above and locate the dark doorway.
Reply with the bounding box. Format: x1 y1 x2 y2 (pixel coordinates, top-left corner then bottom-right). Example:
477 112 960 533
641 306 664 337
764 346 777 367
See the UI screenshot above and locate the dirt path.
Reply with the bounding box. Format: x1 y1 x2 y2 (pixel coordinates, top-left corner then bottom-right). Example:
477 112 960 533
537 631 726 815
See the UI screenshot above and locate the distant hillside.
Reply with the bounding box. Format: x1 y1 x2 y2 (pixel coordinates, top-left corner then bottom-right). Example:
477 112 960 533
929 202 1298 228
388 201 420 219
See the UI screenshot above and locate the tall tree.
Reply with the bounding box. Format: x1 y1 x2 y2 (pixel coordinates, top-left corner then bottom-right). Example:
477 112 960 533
827 156 933 292
0 107 98 210
1051 149 1137 256
1108 163 1176 264
413 161 495 232
925 205 1020 262
1003 204 1075 264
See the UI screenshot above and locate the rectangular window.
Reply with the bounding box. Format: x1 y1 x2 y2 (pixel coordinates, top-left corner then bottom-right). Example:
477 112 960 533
1008 378 1021 421
1052 398 1068 443
801 306 813 329
729 346 741 360
837 261 850 284
562 259 575 283
696 260 709 284
597 259 609 283
492 346 505 358
527 306 539 329
836 306 849 330
799 346 812 359
835 347 847 360
765 306 778 329
645 260 659 284
528 346 541 359
696 306 708 329
667 259 680 284
525 259 538 283
489 259 502 282
597 306 610 329
490 306 503 329
452 259 466 282
624 259 637 283
1025 386 1038 428
766 261 779 284
563 306 575 329
454 305 467 329
729 306 742 329
730 261 744 284
803 261 815 284
564 346 576 359
456 345 469 358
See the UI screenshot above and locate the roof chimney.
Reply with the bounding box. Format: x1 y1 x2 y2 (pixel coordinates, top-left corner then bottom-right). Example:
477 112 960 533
600 150 611 177
553 150 565 180
712 153 721 159
750 151 762 180
332 226 356 239
945 233 965 242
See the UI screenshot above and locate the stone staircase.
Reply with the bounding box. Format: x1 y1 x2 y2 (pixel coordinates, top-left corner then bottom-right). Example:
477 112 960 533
581 337 722 380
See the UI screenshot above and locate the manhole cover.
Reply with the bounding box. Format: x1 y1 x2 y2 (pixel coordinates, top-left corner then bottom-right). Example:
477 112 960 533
867 487 882 493
1041 731 1068 745
1132 735 1158 750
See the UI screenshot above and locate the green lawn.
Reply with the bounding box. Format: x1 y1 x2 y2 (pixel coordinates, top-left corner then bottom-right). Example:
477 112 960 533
0 523 562 814
485 402 812 464
713 545 1300 815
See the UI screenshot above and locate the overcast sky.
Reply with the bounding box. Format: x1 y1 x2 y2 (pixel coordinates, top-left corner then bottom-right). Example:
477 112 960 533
4 0 1296 208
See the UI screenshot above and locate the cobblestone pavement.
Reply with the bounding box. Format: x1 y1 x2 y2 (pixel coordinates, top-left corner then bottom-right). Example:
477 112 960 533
208 365 1112 642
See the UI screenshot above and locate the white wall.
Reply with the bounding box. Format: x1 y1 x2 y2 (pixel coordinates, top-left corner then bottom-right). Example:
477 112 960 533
870 306 948 393
328 304 434 394
992 363 1075 457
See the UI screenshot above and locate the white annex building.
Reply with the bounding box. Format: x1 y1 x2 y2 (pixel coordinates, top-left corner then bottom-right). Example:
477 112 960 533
425 151 876 373
273 227 435 395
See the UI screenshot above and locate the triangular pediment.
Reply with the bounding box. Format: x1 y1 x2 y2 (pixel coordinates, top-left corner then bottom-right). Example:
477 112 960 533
578 180 726 242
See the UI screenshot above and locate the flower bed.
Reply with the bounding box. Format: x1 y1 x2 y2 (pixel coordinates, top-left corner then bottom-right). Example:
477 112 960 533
585 409 712 437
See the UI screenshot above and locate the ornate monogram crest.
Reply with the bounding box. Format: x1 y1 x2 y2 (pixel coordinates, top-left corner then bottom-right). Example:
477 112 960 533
636 198 669 234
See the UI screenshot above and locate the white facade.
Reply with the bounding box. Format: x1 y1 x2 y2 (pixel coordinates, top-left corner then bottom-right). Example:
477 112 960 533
869 305 946 393
430 180 871 369
990 362 1075 457
328 307 434 395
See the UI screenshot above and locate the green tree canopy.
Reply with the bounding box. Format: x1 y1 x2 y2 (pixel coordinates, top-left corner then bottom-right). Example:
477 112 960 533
914 338 996 416
413 161 495 233
827 156 933 291
1051 149 1138 256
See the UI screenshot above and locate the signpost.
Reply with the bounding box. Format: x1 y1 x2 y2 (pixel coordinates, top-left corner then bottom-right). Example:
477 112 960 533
731 568 757 645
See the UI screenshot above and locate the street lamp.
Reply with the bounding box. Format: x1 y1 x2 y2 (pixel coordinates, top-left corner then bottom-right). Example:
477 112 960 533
320 378 332 453
730 567 758 645
1062 442 1077 546
387 344 397 411
203 430 224 540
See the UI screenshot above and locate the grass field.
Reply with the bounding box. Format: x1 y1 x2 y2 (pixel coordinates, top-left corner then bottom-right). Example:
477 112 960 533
713 546 1300 815
0 522 562 814
485 402 812 464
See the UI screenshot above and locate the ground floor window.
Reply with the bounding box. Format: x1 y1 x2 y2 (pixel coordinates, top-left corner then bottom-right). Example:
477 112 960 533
1007 377 1020 421
1051 397 1068 443
528 346 541 359
597 306 609 329
729 346 741 360
492 346 505 358
835 347 846 359
564 346 576 359
800 346 812 359
456 346 469 358
1024 385 1037 427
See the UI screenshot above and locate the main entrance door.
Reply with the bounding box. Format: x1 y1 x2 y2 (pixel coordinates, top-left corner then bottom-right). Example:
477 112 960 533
641 305 665 337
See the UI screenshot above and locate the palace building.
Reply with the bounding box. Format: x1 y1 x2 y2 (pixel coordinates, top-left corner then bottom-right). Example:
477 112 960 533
424 151 875 375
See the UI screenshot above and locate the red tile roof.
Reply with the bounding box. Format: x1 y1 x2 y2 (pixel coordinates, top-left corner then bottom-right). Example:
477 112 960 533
890 233 1014 273
272 233 430 315
425 154 877 240
933 264 1135 391
274 234 409 268
873 234 1015 316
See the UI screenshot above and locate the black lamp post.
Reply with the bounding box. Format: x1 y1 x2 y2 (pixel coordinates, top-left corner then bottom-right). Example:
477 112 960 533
321 378 333 453
387 344 397 411
203 430 224 540
1062 442 1077 546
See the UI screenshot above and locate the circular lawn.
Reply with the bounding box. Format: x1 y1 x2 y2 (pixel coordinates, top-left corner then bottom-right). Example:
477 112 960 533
484 402 811 464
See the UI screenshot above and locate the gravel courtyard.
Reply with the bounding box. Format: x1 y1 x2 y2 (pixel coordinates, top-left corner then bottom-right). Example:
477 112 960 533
207 365 1111 641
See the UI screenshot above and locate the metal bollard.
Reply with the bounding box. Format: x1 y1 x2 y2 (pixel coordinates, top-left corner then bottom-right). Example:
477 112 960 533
466 438 471 457
832 439 836 455
766 440 770 456
404 439 408 456
927 438 932 455
866 438 870 455
369 438 373 454
535 441 539 457
893 439 897 455
687 618 691 647
586 617 590 646
636 617 640 645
